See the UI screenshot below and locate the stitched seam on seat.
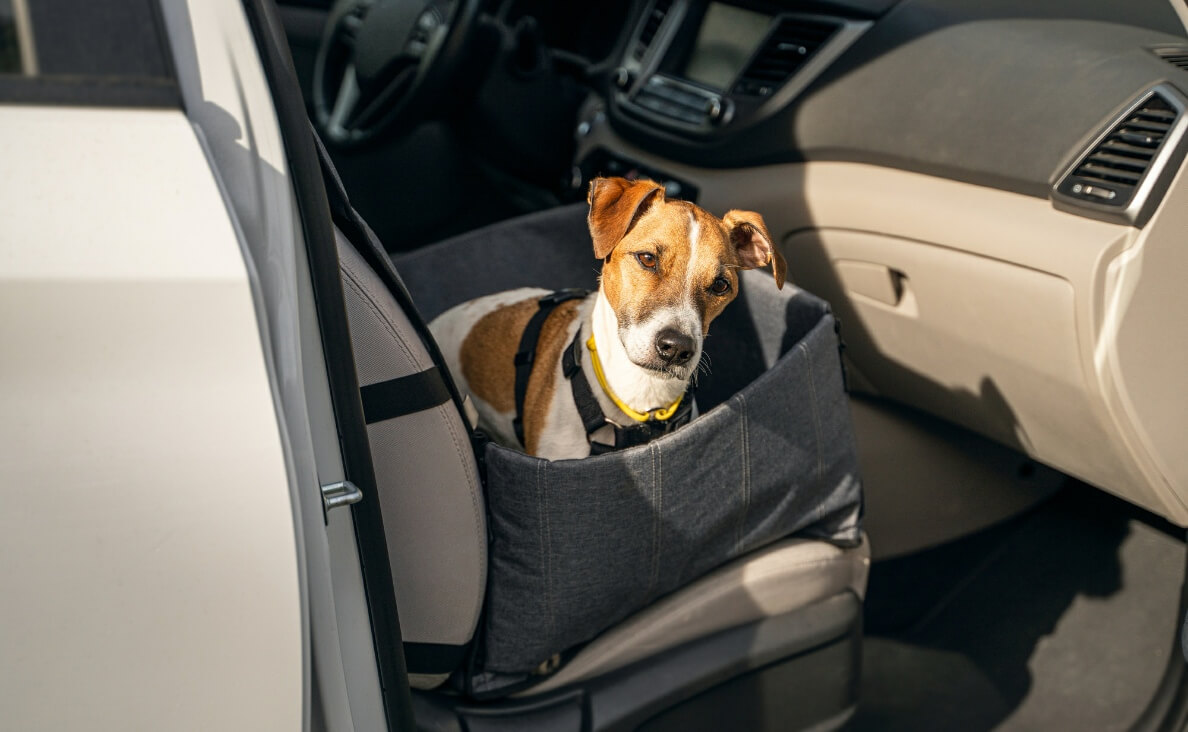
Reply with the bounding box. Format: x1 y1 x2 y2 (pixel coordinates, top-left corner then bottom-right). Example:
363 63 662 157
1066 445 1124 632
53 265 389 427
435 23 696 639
439 402 487 634
737 392 750 555
539 460 555 639
342 264 422 371
652 443 663 597
799 341 825 483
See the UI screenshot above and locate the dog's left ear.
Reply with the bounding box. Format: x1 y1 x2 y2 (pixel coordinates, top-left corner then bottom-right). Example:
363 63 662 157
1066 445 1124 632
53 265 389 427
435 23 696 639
588 177 665 259
723 210 786 290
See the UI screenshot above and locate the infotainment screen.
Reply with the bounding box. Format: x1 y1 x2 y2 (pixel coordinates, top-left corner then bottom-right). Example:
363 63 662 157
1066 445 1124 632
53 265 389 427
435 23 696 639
682 3 773 90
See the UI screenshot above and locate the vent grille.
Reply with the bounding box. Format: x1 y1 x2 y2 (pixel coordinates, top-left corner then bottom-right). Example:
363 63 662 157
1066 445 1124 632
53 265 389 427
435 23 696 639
1154 47 1188 71
733 17 841 97
1059 93 1177 207
633 0 674 62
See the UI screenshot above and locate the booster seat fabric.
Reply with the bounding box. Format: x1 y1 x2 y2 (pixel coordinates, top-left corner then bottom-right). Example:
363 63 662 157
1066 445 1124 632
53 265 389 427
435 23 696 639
396 204 862 692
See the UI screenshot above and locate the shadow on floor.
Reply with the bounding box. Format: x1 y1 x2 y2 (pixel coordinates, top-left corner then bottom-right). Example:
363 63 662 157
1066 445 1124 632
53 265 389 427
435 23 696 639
852 484 1185 731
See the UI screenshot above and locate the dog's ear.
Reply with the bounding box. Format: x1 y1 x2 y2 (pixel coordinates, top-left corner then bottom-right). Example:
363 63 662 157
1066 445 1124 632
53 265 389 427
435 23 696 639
723 210 786 290
587 177 665 259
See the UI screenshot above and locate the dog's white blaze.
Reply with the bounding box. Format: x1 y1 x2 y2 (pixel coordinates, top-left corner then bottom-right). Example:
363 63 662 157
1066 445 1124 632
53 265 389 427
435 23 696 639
592 291 688 414
684 210 701 294
673 209 705 362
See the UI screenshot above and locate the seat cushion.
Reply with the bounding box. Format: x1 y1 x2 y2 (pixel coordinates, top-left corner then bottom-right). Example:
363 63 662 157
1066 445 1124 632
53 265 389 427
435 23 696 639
517 535 870 696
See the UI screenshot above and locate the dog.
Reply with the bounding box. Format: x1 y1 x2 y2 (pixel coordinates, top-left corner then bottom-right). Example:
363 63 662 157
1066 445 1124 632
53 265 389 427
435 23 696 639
429 176 786 459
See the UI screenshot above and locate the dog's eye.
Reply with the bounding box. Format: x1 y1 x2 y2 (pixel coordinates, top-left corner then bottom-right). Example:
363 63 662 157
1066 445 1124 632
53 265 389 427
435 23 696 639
710 277 731 295
635 252 657 269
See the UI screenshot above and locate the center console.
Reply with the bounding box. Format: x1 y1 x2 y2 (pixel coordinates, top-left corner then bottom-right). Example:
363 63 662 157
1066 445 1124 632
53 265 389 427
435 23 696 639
611 0 871 137
571 0 875 197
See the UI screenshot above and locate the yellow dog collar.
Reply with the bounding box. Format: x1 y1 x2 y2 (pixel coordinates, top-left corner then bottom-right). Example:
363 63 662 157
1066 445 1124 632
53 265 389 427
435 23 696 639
586 335 684 422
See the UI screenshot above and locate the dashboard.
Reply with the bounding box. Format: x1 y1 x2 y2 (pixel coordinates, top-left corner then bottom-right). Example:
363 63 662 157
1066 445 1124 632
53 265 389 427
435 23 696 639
576 0 1188 525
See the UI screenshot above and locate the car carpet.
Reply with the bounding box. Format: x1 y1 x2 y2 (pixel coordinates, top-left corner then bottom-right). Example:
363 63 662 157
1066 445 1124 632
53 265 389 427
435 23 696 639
854 483 1185 731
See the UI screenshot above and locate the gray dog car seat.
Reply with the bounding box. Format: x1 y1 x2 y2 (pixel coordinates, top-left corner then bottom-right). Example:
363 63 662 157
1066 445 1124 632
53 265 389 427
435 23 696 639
393 204 864 697
331 180 866 715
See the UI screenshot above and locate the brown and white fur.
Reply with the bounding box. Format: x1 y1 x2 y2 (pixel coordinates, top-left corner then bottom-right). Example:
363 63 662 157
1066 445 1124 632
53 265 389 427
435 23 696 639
429 177 787 460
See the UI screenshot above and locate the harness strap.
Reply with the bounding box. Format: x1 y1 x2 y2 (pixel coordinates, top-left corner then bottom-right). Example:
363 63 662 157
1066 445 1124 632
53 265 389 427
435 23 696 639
513 289 589 446
563 332 610 437
563 330 697 454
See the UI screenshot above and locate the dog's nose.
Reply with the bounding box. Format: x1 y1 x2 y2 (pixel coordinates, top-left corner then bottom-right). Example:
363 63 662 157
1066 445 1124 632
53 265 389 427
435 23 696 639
655 329 695 366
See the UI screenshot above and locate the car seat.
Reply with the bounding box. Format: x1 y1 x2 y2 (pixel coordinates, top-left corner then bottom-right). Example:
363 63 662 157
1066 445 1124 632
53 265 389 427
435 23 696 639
331 194 870 729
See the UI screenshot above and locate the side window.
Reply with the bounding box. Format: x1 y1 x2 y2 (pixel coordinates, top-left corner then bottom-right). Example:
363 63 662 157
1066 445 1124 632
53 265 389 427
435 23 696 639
0 0 31 74
0 0 178 107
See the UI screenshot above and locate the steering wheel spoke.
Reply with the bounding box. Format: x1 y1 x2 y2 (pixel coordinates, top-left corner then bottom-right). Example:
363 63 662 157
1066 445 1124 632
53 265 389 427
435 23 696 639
326 63 363 143
354 66 417 130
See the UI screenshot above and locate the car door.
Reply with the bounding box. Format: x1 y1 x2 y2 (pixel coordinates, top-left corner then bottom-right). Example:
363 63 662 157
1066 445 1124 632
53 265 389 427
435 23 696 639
0 1 305 730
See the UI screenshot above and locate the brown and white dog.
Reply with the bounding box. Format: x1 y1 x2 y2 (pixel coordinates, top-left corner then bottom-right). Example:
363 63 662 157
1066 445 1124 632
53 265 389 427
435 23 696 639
429 176 787 460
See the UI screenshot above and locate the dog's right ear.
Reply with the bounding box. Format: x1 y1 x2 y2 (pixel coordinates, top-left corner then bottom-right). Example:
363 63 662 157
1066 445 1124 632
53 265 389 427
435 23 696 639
587 177 665 259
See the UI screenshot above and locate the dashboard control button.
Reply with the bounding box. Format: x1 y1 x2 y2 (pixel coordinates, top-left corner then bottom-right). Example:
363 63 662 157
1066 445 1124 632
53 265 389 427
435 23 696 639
1070 183 1117 200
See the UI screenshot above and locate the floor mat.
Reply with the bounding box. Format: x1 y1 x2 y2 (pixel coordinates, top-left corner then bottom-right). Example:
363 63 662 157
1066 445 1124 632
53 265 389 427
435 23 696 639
853 484 1185 731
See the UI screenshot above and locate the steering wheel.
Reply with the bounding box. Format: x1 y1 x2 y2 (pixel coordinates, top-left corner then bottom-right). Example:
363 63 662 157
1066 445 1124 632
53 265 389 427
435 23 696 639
314 0 485 147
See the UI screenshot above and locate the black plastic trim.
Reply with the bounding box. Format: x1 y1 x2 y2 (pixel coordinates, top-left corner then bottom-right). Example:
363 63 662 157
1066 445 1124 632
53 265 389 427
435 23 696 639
0 76 181 108
1051 84 1188 227
238 1 415 730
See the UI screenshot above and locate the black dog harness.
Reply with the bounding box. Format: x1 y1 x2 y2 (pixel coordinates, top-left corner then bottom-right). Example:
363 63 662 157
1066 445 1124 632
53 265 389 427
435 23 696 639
513 290 693 454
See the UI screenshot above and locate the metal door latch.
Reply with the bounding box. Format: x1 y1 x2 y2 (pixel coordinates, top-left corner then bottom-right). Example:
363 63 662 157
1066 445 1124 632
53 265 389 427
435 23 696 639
321 481 363 516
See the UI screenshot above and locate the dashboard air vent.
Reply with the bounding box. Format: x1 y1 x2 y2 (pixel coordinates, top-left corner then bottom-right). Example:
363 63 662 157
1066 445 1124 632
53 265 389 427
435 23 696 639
1058 93 1177 207
634 0 674 62
1154 47 1188 71
733 16 841 97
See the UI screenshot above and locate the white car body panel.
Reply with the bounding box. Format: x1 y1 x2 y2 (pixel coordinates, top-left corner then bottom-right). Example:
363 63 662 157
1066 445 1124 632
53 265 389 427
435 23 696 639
0 105 302 730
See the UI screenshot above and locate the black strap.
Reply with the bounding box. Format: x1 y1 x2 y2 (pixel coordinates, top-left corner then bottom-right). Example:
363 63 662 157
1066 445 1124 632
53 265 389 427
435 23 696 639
361 367 452 425
512 289 588 445
563 332 610 437
402 642 470 676
563 331 696 453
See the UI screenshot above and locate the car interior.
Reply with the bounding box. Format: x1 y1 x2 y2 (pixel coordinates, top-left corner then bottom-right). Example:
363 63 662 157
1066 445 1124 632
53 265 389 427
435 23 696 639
263 0 1188 728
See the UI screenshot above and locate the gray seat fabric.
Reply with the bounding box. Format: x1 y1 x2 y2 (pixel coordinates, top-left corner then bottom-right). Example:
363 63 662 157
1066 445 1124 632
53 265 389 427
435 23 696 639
518 535 870 696
337 229 486 689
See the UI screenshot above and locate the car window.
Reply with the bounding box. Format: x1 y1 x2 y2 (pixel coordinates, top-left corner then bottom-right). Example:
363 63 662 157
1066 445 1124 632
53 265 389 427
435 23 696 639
0 0 178 107
0 0 30 74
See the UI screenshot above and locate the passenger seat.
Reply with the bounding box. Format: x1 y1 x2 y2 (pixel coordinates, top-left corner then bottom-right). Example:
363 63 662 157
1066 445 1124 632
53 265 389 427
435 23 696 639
335 221 870 730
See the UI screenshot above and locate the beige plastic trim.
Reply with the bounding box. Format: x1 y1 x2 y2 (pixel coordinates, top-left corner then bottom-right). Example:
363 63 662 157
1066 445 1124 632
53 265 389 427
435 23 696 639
1168 0 1188 38
579 116 1188 524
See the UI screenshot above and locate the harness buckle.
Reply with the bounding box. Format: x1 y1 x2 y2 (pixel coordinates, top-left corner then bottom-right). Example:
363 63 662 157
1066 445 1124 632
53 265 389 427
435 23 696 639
538 288 588 306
